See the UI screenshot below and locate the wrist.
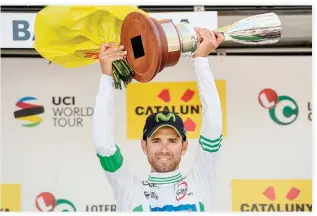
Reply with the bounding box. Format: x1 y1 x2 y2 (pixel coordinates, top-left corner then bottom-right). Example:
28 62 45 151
193 56 209 65
193 52 208 58
102 70 113 77
193 55 208 60
101 73 114 80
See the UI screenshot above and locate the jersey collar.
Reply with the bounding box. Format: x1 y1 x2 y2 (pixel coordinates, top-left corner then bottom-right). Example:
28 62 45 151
148 169 183 185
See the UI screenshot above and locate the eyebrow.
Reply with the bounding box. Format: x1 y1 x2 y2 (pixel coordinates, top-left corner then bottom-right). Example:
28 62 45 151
150 137 179 141
168 138 178 141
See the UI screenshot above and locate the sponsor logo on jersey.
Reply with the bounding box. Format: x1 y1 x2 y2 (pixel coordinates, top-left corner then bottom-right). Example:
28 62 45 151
176 181 188 201
144 191 150 199
150 204 197 212
231 179 312 212
144 191 158 200
126 81 227 139
142 181 156 187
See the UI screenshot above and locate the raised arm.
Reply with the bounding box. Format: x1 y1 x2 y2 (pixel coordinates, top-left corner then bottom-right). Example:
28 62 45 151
192 56 222 177
93 43 137 210
188 29 224 209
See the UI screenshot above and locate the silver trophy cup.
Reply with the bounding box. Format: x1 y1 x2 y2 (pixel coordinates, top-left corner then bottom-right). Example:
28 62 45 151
168 12 282 54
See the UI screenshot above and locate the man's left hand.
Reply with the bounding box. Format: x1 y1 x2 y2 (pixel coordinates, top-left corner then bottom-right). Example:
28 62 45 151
193 28 224 58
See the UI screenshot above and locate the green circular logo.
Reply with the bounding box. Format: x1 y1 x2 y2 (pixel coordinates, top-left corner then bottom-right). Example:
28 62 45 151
269 95 299 125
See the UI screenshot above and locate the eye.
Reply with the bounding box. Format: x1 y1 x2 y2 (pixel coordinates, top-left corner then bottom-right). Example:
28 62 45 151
170 139 178 143
152 139 160 143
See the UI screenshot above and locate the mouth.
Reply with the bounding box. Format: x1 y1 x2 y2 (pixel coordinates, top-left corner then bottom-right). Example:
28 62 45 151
158 157 171 161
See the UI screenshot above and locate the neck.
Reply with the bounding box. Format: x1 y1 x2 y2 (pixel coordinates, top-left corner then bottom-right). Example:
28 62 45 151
148 169 182 185
151 165 180 172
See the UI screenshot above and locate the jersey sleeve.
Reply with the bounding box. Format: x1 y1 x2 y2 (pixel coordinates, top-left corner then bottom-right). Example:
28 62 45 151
189 57 223 206
93 74 138 209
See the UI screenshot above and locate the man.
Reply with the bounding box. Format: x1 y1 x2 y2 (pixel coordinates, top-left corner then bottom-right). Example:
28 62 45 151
93 28 224 212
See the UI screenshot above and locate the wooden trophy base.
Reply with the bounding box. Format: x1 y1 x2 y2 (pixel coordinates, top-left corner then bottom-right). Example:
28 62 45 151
120 12 197 83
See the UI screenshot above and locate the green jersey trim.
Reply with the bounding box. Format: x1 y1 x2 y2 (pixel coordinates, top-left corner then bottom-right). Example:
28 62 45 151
199 134 222 153
199 202 205 211
97 145 123 172
148 172 183 185
133 205 143 212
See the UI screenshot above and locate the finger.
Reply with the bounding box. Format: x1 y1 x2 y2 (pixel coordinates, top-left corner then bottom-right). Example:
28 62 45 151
194 27 202 35
202 29 213 41
109 42 118 45
159 19 172 24
194 27 202 36
100 50 127 59
214 31 225 44
196 30 203 43
113 50 127 58
104 45 125 55
208 30 216 41
197 28 209 40
195 28 205 38
196 40 201 47
109 55 125 62
99 43 112 53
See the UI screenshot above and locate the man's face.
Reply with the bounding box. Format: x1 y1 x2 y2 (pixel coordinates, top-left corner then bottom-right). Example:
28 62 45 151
141 126 188 172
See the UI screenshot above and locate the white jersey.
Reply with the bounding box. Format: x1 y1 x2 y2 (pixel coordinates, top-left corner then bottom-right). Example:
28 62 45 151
93 57 223 212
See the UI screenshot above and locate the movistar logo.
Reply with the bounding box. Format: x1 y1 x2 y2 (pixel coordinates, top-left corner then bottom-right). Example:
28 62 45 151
155 113 176 122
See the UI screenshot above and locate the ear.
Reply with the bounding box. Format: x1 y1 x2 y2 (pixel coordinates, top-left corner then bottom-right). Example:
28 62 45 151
181 140 188 156
141 140 148 155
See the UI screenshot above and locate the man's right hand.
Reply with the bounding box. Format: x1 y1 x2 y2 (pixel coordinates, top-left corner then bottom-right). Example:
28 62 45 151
98 43 127 76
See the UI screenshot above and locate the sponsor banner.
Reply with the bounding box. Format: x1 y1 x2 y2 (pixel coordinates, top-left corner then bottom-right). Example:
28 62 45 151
0 184 21 211
1 13 36 48
231 179 312 212
149 11 217 30
307 101 312 121
1 56 311 212
1 11 217 48
126 81 226 139
258 88 311 125
13 96 93 128
85 204 116 212
35 192 76 212
35 191 116 212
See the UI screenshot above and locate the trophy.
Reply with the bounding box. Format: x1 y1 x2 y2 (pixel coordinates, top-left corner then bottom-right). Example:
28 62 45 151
113 12 282 88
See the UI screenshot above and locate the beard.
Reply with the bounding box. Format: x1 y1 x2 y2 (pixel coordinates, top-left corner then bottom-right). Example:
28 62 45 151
149 151 181 172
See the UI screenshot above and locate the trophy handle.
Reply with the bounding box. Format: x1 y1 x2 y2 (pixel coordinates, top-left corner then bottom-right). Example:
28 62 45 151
194 24 232 43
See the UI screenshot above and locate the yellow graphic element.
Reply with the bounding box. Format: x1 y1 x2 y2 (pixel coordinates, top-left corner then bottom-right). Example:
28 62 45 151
16 115 42 123
231 180 312 212
0 184 21 211
126 81 226 139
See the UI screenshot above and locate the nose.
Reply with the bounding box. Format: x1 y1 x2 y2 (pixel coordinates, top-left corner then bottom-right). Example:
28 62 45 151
160 142 169 153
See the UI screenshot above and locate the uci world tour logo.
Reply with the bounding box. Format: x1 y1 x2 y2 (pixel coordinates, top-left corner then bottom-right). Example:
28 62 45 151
35 192 76 212
258 88 299 125
14 96 44 127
